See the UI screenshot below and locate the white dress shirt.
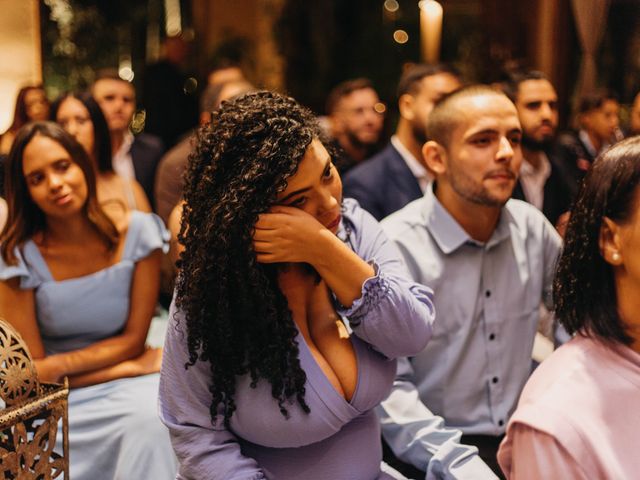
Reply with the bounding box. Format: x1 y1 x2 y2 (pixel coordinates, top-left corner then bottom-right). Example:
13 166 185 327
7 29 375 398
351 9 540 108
390 135 431 193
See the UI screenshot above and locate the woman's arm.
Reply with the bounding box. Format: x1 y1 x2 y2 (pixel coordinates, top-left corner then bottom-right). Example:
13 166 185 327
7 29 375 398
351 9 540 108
159 306 266 480
0 278 46 357
131 179 152 213
500 423 589 480
0 279 67 381
168 200 184 266
67 347 162 387
253 203 434 358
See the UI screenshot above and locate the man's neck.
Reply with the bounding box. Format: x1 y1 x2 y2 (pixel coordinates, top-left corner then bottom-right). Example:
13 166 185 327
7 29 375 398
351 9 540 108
111 129 126 154
586 130 603 154
338 135 367 163
395 121 424 167
435 182 501 243
522 146 541 169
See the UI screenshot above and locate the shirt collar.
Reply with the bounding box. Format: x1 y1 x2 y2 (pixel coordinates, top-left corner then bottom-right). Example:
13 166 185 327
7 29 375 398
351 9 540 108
114 130 135 158
422 182 512 254
520 151 550 177
578 129 603 157
391 135 430 182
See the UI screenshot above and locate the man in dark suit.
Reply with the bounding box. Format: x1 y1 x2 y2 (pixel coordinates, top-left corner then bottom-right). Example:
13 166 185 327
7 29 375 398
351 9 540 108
342 65 461 220
503 71 572 227
92 71 164 209
555 89 621 201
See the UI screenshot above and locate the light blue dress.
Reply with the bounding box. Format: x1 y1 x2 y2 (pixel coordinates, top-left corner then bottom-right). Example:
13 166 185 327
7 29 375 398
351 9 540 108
0 211 177 480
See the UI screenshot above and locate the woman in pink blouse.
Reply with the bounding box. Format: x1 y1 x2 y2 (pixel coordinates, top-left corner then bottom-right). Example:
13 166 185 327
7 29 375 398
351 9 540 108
498 136 640 479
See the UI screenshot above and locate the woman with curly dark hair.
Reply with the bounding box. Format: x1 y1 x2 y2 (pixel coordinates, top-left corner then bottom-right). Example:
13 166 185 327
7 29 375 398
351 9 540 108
498 136 640 479
159 91 435 479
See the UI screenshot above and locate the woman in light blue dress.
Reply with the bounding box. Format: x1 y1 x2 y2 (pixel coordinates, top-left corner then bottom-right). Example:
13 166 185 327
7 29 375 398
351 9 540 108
0 121 176 479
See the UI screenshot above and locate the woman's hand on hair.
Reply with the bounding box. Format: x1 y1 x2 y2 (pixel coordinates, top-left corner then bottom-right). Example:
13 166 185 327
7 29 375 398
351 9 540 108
253 206 333 264
254 205 375 308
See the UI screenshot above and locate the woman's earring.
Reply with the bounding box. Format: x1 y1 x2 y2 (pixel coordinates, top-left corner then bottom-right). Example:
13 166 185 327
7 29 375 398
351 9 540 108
612 252 621 262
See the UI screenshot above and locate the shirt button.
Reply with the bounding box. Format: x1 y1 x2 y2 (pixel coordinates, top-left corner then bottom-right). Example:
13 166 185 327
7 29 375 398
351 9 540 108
498 419 504 426
492 376 499 384
489 333 496 341
485 290 491 298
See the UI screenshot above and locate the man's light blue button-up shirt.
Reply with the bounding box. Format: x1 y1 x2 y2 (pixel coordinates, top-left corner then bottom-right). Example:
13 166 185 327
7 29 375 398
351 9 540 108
378 184 562 477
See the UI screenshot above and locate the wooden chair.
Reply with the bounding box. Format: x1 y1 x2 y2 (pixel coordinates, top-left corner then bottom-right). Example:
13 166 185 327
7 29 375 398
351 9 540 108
0 318 69 479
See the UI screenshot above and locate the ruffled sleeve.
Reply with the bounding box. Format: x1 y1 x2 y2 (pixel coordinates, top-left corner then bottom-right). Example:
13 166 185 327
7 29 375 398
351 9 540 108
125 212 170 262
0 246 41 290
335 199 435 359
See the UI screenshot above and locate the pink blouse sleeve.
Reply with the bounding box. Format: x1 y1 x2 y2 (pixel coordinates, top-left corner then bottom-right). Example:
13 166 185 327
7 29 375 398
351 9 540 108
499 423 589 480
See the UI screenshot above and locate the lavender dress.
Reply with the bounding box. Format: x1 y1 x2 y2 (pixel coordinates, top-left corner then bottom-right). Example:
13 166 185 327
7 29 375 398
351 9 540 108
159 199 436 480
0 211 177 480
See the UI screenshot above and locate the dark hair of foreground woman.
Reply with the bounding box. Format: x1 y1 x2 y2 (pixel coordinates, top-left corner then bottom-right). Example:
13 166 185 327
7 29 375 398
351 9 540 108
554 135 640 345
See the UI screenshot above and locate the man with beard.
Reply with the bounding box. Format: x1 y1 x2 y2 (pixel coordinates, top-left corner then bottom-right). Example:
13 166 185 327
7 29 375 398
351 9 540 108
378 86 562 477
504 71 571 227
326 78 385 174
343 64 462 220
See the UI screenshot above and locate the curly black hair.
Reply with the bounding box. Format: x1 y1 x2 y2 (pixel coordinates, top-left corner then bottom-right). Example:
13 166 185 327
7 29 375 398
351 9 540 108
175 91 326 426
554 136 640 345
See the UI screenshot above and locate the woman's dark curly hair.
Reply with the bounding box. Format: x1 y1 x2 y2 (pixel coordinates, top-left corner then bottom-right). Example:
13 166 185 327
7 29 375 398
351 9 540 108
554 136 640 345
175 91 326 426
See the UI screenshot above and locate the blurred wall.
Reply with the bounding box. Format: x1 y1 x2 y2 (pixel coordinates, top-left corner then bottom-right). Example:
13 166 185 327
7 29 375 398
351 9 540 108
0 0 42 132
191 0 285 90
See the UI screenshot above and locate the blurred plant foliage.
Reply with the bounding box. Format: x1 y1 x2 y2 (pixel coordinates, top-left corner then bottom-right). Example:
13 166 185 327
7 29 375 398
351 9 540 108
41 0 152 97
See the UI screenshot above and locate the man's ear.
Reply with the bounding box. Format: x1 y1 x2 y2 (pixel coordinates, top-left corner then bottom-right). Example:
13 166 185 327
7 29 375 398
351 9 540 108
398 94 415 121
329 113 345 136
599 217 623 265
579 111 594 131
422 140 447 176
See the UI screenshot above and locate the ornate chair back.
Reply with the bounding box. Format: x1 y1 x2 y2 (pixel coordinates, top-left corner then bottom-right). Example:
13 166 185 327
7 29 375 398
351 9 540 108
0 318 69 479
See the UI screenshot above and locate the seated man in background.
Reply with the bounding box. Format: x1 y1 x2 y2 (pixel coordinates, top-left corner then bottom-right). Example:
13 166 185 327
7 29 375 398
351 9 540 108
503 70 571 229
326 78 385 174
207 59 246 87
154 79 254 224
379 86 562 477
156 79 255 306
556 88 621 199
92 70 165 209
343 64 461 220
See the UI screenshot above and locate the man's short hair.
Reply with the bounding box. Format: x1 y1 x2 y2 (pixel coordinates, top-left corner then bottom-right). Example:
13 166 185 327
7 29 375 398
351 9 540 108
325 78 375 115
427 84 506 149
396 64 461 99
502 70 549 103
199 80 254 113
92 69 135 92
577 88 619 115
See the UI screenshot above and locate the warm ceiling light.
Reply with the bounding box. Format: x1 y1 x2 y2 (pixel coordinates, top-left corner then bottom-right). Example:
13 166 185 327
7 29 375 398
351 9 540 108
393 29 409 44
